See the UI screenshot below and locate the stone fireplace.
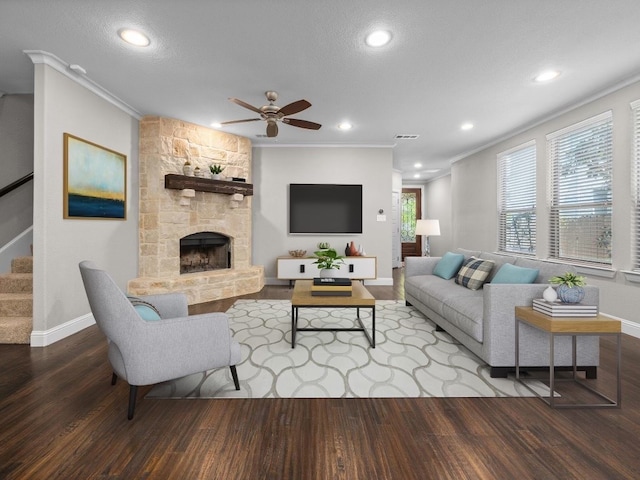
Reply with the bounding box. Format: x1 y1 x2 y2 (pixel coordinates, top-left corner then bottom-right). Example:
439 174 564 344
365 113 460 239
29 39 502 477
127 116 264 304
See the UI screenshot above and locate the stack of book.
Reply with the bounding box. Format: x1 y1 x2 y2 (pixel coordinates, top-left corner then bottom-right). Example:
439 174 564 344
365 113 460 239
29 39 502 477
532 299 598 317
311 277 353 296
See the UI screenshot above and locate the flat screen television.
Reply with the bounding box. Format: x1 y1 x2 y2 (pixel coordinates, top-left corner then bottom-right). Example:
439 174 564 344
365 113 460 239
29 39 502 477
289 183 363 234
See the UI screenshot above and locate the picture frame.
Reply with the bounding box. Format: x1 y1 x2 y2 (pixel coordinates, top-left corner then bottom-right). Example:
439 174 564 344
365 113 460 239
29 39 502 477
63 133 127 219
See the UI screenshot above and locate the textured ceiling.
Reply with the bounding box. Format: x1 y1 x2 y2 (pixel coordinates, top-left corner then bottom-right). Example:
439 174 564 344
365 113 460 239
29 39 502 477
2 0 640 180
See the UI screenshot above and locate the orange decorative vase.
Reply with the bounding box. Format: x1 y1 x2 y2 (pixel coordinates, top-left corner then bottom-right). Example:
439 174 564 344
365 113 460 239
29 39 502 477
349 241 358 256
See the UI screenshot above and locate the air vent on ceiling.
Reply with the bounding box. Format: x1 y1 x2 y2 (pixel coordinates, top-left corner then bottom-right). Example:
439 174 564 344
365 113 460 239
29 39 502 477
394 134 420 139
255 134 269 138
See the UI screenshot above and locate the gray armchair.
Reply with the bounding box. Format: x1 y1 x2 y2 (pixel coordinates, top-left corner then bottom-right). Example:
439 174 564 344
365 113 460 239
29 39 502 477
79 261 241 419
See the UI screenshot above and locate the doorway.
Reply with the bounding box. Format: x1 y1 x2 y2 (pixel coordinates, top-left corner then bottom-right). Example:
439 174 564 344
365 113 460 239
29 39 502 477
401 188 422 260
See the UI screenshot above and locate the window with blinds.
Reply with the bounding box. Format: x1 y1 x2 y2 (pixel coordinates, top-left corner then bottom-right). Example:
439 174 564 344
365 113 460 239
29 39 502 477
631 100 640 271
497 141 536 254
547 111 613 266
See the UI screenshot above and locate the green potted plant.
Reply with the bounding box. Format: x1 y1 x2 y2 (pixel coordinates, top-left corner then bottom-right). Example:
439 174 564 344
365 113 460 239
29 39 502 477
210 164 225 180
549 272 586 303
313 247 345 277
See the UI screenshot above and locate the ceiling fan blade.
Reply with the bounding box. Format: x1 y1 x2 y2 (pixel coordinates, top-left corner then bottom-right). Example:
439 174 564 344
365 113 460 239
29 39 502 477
220 118 261 125
266 122 278 137
229 97 263 114
279 99 311 116
282 118 322 130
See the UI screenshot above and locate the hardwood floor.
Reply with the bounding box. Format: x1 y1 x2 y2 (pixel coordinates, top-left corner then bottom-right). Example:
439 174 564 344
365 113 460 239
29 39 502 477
1 269 640 479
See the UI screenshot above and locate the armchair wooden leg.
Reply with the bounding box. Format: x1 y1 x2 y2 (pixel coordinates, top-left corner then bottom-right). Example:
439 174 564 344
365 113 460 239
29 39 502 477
127 385 138 420
111 372 118 385
230 365 240 390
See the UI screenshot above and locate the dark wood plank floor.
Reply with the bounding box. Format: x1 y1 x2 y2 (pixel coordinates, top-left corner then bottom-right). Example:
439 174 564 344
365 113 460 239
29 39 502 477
1 269 640 479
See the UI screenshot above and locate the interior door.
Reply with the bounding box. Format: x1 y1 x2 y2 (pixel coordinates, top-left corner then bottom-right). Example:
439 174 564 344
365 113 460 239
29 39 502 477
401 188 422 260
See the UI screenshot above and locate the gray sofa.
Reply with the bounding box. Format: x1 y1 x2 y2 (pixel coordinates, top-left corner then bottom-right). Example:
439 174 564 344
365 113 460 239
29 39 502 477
404 249 599 378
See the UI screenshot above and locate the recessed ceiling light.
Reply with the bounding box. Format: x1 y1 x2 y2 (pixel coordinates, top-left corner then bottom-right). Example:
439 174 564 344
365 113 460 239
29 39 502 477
414 163 422 168
118 28 150 47
413 173 420 178
211 122 222 128
365 30 391 47
534 70 560 83
461 123 474 131
338 122 352 130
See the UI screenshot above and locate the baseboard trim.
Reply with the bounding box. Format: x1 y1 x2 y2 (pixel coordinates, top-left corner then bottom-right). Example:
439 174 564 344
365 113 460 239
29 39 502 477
30 313 95 347
602 312 640 339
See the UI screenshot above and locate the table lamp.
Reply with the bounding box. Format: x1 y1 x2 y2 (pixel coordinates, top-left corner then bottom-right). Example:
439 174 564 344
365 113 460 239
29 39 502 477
415 219 441 256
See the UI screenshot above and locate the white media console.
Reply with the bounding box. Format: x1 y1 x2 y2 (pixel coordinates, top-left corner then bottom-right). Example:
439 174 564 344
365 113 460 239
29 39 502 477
276 256 377 284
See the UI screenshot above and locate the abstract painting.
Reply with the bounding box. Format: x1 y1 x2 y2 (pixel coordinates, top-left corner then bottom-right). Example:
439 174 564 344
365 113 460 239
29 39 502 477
63 133 126 219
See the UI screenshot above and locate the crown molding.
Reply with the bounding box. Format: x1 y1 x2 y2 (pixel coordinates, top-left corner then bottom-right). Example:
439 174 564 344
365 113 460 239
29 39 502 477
24 50 142 120
253 143 395 149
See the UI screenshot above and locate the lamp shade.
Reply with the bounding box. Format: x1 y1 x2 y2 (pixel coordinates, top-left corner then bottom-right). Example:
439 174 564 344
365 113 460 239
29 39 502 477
415 219 440 237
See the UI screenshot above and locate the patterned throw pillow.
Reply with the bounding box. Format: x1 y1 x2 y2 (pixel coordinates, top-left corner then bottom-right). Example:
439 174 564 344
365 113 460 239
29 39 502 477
455 257 495 290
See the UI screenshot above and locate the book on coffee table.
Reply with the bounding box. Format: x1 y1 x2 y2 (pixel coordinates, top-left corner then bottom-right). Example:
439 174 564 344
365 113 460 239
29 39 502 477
312 277 352 286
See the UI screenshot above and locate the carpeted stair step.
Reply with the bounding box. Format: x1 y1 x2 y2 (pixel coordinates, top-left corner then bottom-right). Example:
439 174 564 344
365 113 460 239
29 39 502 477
0 293 33 317
0 316 31 344
11 256 33 274
0 273 33 293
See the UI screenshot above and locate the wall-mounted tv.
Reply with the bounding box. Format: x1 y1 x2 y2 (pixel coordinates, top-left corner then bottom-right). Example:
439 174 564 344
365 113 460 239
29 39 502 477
289 183 363 234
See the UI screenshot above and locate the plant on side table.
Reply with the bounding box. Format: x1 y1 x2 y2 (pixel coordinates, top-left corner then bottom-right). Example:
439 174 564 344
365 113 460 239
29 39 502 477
549 272 587 304
313 246 345 278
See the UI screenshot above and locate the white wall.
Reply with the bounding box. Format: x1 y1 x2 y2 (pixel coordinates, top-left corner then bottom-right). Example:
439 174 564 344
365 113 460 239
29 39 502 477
252 146 394 285
451 79 640 333
0 94 34 253
423 174 452 257
32 63 139 343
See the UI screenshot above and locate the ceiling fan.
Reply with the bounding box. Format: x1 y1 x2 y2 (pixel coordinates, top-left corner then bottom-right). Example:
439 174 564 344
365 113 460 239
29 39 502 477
220 91 322 138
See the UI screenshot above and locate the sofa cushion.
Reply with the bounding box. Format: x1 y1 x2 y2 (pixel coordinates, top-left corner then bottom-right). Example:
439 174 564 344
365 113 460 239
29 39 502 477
433 252 465 280
491 262 539 284
514 256 576 284
441 294 484 342
478 252 516 282
455 257 494 290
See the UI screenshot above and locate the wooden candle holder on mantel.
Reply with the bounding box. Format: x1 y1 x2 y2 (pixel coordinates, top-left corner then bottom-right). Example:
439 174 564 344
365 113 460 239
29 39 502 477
164 174 254 196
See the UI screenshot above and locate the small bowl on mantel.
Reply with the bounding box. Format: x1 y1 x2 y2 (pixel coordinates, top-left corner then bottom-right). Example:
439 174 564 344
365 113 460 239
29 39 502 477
288 249 307 258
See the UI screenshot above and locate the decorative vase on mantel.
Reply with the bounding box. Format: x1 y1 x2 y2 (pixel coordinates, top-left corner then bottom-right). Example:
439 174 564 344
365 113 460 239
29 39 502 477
183 162 194 176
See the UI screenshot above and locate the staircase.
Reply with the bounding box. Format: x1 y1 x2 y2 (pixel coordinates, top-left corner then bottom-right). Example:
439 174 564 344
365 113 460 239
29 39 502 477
0 256 32 344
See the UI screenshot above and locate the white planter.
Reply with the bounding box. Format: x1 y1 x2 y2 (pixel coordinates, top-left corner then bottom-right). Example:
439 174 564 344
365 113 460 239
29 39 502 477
319 268 339 278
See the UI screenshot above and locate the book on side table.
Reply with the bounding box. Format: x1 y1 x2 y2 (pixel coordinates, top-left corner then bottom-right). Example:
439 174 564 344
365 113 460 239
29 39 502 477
532 298 598 317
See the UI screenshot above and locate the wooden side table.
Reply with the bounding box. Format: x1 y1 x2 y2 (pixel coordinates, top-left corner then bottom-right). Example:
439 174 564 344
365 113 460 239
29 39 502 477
515 306 621 408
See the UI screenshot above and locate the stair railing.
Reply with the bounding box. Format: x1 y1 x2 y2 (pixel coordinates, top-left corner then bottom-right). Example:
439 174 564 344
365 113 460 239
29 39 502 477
0 172 33 198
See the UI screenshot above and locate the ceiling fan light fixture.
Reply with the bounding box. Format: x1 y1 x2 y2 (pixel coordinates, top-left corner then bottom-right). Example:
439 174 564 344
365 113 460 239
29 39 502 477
365 30 391 47
118 28 150 47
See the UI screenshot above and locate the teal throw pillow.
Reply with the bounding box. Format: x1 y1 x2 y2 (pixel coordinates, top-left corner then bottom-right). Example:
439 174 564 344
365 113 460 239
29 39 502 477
128 296 162 321
491 263 539 284
433 252 465 280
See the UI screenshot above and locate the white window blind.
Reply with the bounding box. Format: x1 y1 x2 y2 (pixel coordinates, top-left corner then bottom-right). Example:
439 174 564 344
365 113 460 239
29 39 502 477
497 141 536 254
547 111 613 266
631 100 640 271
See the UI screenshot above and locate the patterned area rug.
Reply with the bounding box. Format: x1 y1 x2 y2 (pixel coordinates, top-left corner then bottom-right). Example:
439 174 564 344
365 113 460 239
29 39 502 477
146 300 548 399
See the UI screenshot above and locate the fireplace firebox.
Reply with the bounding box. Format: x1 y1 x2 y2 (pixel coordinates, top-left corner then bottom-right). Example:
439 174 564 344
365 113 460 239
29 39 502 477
180 232 231 274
